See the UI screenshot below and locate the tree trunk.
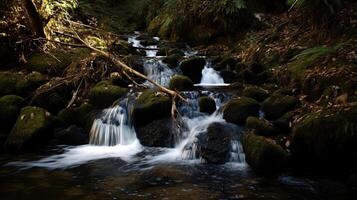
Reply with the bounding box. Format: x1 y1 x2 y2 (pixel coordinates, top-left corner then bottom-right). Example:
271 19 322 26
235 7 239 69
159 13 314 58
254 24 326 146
21 0 45 37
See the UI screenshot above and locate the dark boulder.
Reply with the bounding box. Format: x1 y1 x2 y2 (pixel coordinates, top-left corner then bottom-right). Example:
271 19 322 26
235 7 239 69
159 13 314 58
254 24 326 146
53 125 88 145
162 54 182 68
180 57 206 83
5 106 58 151
133 90 171 126
16 72 47 96
290 108 357 174
262 94 298 120
198 96 216 114
242 131 289 174
242 86 270 102
223 97 260 125
246 116 274 136
89 81 128 109
0 95 25 133
168 75 194 91
0 72 20 96
136 118 175 147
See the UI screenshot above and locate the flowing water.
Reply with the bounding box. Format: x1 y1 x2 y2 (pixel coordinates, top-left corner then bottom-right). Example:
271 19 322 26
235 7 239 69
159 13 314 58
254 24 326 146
0 34 354 200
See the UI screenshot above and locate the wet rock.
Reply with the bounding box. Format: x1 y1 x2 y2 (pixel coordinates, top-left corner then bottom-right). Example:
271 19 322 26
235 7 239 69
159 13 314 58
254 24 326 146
5 106 58 151
33 85 72 114
197 122 237 164
213 56 239 71
242 86 270 102
133 90 171 126
108 40 137 55
123 55 144 74
53 125 88 145
0 72 20 96
262 94 298 120
198 96 216 114
242 131 289 174
272 111 294 135
0 95 25 133
16 72 47 96
180 57 206 83
89 81 128 109
168 75 194 91
291 108 357 174
162 53 182 68
136 118 175 147
157 47 184 56
223 97 260 125
246 116 274 136
220 70 239 83
140 37 159 46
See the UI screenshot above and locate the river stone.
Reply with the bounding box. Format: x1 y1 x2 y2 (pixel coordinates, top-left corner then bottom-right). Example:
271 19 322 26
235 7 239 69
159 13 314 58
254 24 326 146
180 57 206 83
198 96 216 114
223 97 260 125
0 72 20 96
52 125 88 145
136 118 175 147
196 122 237 164
5 106 57 151
89 81 128 109
0 95 25 133
246 116 274 136
133 90 171 126
242 131 289 174
262 94 298 120
291 108 357 174
242 86 270 102
169 75 194 91
16 72 47 96
162 54 182 68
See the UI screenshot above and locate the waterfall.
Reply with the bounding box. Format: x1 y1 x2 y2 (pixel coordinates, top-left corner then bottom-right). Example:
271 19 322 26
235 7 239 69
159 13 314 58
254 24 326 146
89 98 137 146
143 59 176 88
195 62 230 87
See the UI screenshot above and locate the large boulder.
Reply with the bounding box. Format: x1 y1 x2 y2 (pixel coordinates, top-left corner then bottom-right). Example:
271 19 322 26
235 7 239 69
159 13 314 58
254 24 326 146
223 97 260 125
33 86 71 114
136 118 175 147
52 125 88 145
180 57 206 83
242 86 270 102
198 96 216 114
16 72 47 96
291 108 357 174
0 72 20 96
246 116 274 136
168 75 194 91
5 106 58 151
0 95 25 133
196 122 238 164
133 90 171 126
262 94 298 120
89 81 128 109
162 54 182 69
242 131 289 174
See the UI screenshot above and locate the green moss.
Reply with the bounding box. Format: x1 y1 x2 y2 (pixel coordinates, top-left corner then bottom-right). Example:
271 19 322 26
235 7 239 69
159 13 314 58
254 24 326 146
168 75 194 91
133 90 171 126
242 86 269 102
262 94 298 120
291 108 357 173
198 96 216 114
16 72 47 96
0 95 25 133
162 54 182 68
223 97 260 125
0 72 20 96
58 107 79 126
89 81 128 109
242 131 289 174
246 116 273 136
26 49 90 75
5 106 56 151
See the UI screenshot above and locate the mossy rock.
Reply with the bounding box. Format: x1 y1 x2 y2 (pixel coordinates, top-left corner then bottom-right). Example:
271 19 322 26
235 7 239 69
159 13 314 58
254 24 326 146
5 106 57 151
272 111 294 135
136 118 175 148
58 107 80 127
89 81 128 109
58 103 96 133
26 49 90 75
168 75 194 91
242 86 270 102
109 40 137 55
198 96 216 115
214 56 239 71
52 125 88 146
223 97 260 125
242 131 289 174
34 88 71 114
133 90 171 126
291 108 357 174
246 116 274 136
162 54 182 68
16 72 47 96
180 57 206 83
0 95 25 133
262 94 298 120
0 72 20 96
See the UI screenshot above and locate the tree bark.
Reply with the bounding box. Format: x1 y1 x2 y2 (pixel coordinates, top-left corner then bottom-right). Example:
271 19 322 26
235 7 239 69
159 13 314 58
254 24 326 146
21 0 45 37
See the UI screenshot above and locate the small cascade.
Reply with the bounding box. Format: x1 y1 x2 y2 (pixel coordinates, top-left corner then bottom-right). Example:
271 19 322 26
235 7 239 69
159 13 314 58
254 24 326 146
195 62 230 87
90 98 137 146
143 59 176 87
128 33 158 57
